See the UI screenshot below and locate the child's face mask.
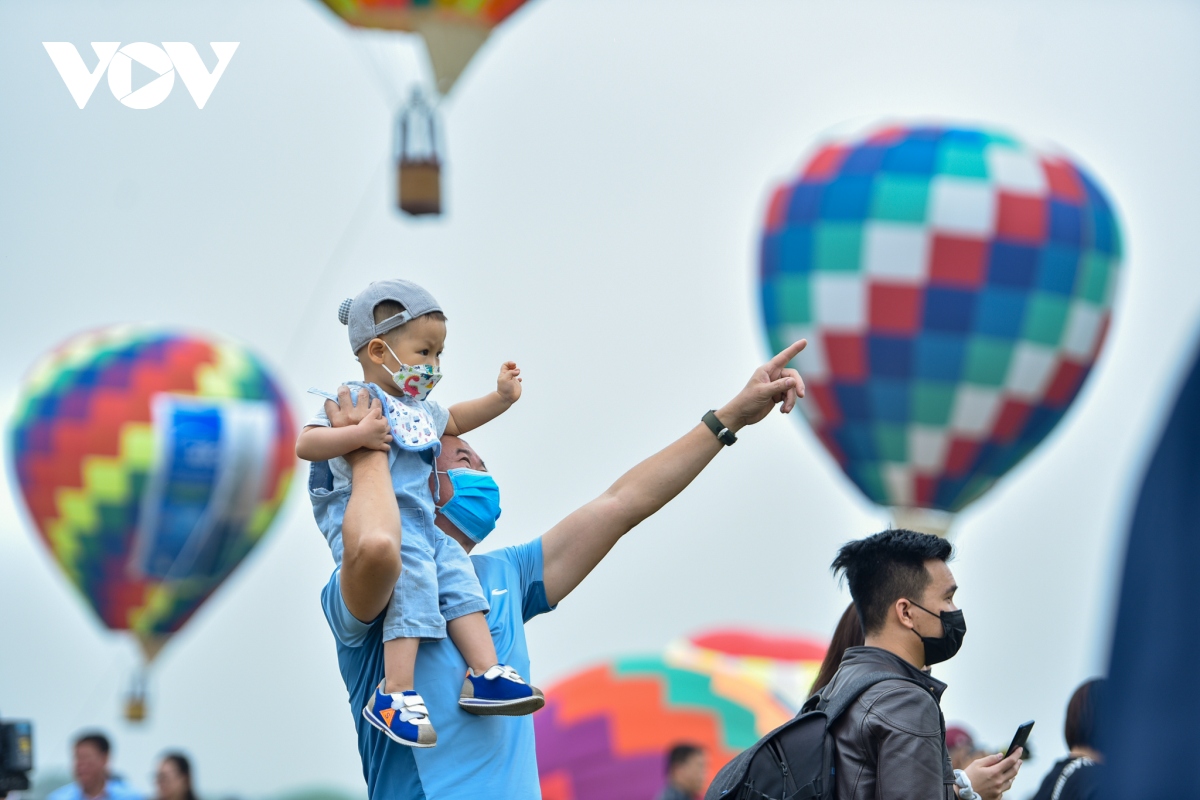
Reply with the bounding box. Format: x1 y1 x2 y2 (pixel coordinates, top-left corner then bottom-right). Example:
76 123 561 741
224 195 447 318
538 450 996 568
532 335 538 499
382 341 442 401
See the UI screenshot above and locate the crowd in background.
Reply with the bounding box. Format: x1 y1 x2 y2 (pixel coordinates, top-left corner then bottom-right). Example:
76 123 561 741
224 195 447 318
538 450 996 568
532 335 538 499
8 733 198 800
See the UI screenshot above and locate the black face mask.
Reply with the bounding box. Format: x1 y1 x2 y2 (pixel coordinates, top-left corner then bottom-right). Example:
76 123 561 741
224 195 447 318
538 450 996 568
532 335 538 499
908 601 966 666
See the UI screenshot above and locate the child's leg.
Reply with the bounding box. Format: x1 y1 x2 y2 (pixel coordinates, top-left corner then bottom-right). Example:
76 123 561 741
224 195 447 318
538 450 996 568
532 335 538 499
383 636 421 694
430 534 543 716
446 612 499 675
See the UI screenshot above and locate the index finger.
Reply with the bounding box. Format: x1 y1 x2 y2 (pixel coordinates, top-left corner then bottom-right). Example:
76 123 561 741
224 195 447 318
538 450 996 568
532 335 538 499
767 339 807 371
999 749 1023 774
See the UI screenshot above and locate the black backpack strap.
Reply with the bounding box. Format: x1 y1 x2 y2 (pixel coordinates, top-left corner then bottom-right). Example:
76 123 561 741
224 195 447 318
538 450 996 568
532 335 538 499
821 671 926 726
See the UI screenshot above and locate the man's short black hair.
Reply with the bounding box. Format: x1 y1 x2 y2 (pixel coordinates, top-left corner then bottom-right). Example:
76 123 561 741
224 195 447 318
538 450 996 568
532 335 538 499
665 743 703 774
74 732 111 756
831 529 953 635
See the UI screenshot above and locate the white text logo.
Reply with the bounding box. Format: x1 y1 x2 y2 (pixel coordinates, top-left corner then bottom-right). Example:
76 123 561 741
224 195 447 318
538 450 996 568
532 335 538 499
43 42 239 109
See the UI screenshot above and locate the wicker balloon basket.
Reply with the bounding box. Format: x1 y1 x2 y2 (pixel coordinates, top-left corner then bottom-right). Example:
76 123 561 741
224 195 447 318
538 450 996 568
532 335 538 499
396 91 443 216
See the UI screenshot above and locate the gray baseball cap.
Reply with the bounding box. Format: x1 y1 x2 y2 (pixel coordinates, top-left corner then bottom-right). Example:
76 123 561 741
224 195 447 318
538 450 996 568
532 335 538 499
338 279 443 354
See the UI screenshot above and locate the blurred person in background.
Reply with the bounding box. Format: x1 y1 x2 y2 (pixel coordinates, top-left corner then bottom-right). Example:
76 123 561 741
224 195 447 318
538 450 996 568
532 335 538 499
809 602 863 696
48 733 141 800
152 754 196 800
655 744 707 800
1030 679 1105 800
946 726 986 771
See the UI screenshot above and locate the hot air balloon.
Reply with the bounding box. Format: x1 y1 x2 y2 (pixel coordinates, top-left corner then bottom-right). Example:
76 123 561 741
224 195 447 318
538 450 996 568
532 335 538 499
665 629 828 710
759 123 1122 534
317 0 534 215
535 656 792 800
7 327 295 720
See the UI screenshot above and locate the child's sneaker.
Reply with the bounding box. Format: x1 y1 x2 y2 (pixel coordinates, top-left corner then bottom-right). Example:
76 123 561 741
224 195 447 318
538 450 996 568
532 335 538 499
362 681 438 747
458 664 545 716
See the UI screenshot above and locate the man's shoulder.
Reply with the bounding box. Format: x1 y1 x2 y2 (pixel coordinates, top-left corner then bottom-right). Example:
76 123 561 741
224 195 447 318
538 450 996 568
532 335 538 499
106 781 143 800
45 784 78 800
470 538 541 571
858 679 942 731
470 538 554 622
827 662 941 732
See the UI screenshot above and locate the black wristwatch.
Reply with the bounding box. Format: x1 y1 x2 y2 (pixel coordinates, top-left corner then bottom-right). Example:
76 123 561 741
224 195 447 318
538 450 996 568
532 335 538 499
702 410 737 446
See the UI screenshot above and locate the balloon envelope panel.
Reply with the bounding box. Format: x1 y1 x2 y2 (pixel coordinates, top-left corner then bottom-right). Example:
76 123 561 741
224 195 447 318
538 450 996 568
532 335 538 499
535 656 792 800
8 328 295 646
666 629 828 710
759 124 1122 512
319 0 529 30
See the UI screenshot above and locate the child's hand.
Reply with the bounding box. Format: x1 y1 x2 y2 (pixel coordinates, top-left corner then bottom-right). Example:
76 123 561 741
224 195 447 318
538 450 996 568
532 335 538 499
354 406 394 452
497 361 522 404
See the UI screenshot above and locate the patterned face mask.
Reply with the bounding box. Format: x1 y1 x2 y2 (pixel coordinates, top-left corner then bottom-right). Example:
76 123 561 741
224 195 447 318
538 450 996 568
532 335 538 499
382 341 442 401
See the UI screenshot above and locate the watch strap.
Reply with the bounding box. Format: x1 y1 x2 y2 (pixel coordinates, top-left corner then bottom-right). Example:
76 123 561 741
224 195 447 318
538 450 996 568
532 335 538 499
702 410 737 446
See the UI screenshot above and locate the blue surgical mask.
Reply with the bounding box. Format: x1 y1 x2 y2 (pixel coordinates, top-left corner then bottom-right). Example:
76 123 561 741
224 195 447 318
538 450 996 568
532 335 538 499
435 468 501 543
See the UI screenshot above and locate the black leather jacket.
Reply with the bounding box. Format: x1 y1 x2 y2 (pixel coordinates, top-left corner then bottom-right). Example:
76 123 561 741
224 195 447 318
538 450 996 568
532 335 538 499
819 646 957 800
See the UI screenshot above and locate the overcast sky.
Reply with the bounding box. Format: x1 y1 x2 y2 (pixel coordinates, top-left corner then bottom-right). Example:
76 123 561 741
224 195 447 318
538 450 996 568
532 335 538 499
2 1 1199 798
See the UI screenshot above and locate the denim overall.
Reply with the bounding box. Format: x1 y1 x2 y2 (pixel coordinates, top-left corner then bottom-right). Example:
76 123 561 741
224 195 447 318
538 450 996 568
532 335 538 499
307 382 488 641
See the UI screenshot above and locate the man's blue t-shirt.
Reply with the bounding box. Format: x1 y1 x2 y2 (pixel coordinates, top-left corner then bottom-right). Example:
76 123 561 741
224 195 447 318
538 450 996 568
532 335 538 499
322 538 555 799
47 780 142 800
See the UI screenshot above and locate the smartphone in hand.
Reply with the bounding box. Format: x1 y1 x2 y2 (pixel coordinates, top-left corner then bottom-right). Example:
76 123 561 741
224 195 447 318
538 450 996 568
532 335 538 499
1005 721 1034 758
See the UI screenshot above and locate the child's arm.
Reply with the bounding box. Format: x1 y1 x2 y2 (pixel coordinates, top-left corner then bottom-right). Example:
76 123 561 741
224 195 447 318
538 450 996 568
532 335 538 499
296 392 393 461
445 361 522 437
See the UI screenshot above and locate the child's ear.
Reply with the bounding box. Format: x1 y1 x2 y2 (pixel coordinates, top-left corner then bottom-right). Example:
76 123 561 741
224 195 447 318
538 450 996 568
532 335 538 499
366 338 388 365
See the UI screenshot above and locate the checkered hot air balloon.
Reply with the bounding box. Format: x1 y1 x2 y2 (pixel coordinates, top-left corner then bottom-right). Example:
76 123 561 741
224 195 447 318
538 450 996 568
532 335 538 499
759 123 1121 531
535 656 792 800
7 327 295 719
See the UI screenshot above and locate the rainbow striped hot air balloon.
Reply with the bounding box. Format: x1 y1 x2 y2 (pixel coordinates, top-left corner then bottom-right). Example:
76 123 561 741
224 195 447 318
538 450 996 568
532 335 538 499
759 123 1122 533
665 629 828 711
535 656 792 800
8 327 294 719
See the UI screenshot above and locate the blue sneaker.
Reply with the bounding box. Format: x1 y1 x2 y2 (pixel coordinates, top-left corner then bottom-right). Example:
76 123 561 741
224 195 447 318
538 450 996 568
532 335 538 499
362 681 437 747
459 664 545 716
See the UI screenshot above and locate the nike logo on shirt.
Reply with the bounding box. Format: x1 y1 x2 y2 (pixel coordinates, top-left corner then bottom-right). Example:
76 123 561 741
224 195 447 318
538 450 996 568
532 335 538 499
491 588 508 596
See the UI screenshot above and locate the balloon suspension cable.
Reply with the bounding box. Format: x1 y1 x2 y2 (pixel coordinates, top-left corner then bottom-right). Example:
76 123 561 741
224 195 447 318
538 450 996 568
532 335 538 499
124 666 148 723
890 507 955 539
396 89 442 165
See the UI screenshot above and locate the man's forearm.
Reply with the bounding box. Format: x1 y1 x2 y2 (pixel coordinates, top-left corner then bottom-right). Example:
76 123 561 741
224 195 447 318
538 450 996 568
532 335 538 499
339 450 402 622
540 422 723 606
539 340 805 607
597 396 761 527
602 424 723 528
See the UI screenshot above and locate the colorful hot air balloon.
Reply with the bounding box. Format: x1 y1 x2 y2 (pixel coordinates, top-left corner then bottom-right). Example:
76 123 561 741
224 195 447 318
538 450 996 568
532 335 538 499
535 656 792 800
318 0 532 95
7 327 295 718
316 0 535 215
665 629 828 710
759 123 1122 532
